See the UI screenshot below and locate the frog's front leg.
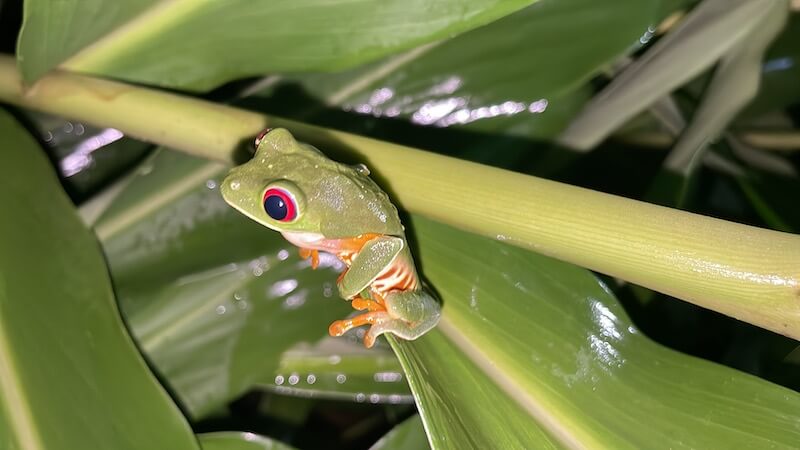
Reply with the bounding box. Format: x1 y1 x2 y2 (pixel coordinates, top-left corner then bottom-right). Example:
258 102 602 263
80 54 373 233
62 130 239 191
336 235 404 300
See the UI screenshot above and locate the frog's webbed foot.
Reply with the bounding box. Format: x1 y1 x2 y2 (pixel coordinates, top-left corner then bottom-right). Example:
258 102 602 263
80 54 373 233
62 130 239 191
330 290 441 348
329 312 392 348
298 248 319 269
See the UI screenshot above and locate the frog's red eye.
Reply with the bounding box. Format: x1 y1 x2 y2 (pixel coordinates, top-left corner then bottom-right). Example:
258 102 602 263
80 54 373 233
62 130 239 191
263 188 297 222
254 128 273 147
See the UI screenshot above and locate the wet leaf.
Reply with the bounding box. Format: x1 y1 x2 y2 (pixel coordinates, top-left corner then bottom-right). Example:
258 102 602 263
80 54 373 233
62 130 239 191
390 216 800 448
18 0 536 90
0 109 197 449
264 338 412 403
252 0 659 141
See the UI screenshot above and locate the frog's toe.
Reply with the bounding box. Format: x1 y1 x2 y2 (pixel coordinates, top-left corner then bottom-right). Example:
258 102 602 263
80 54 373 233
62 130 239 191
351 297 385 312
328 311 390 337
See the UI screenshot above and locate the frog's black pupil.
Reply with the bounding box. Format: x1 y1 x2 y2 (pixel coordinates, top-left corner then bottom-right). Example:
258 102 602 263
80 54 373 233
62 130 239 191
264 195 287 220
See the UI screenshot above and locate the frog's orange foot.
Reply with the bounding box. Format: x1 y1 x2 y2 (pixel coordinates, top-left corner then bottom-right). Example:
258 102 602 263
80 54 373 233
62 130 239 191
298 248 320 269
329 312 390 348
351 297 385 312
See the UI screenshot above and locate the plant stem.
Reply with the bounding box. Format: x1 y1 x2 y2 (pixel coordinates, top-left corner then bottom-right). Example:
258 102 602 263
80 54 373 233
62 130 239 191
1 55 799 340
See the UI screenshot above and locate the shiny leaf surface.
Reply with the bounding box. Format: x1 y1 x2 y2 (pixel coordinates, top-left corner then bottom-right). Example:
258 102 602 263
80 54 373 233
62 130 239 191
253 0 659 140
264 337 412 403
18 0 535 90
0 109 198 449
391 216 800 448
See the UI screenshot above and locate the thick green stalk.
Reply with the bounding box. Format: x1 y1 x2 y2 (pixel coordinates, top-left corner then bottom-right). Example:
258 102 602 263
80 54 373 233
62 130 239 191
1 55 798 340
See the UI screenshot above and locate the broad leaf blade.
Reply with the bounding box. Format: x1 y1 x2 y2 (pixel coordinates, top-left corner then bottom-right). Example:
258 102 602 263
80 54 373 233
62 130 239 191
393 216 800 448
252 0 659 141
263 338 412 403
0 109 198 449
18 0 536 90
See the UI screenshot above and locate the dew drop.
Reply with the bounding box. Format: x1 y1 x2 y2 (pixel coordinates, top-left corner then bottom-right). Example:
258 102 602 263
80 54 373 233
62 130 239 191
229 181 241 190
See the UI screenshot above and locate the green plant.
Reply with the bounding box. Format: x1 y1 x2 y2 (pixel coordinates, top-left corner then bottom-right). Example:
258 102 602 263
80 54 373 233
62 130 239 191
1 0 799 448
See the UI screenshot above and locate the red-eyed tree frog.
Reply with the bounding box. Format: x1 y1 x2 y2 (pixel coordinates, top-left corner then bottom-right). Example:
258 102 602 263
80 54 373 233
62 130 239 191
221 128 441 348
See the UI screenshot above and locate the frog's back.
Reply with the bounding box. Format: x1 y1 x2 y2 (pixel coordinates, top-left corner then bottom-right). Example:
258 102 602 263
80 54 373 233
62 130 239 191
312 159 405 239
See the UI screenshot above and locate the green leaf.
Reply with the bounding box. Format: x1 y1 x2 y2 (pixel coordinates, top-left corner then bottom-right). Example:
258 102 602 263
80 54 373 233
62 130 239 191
18 0 536 91
369 415 429 450
391 216 800 448
96 150 408 417
252 0 659 141
265 338 412 402
199 432 296 450
0 109 198 449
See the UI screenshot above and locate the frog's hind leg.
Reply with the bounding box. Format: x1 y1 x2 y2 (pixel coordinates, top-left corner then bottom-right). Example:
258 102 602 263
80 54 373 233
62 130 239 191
329 311 391 340
361 289 441 348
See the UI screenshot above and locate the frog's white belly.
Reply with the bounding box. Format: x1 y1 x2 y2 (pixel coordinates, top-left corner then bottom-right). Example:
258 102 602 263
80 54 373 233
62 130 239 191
281 231 335 251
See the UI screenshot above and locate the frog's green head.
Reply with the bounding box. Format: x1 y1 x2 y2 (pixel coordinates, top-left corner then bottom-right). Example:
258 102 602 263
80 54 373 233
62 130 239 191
221 128 326 234
221 128 400 238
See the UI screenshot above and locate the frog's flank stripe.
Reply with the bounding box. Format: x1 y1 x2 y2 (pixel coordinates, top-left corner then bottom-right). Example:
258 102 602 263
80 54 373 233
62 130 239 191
371 254 418 295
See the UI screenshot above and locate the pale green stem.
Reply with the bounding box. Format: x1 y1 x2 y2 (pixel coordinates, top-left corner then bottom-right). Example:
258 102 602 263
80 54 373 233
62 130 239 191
0 55 798 340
